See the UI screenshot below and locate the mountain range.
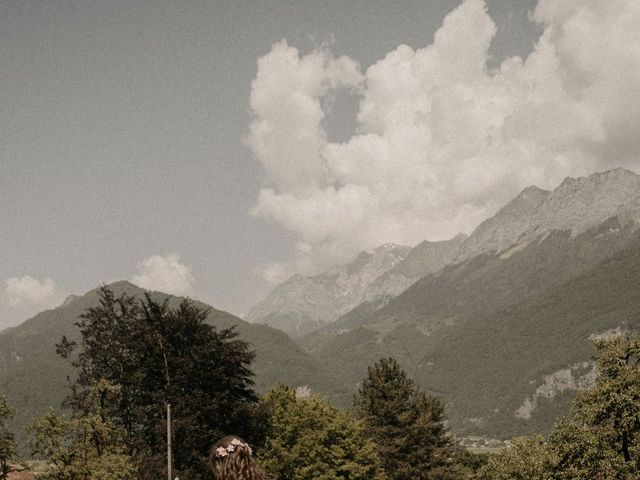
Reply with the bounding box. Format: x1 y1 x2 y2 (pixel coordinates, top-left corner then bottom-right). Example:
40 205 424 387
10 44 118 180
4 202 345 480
250 169 640 337
263 168 640 435
246 243 411 336
4 168 640 453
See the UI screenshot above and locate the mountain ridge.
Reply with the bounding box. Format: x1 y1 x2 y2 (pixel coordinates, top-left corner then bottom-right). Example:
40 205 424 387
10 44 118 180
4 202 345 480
252 169 640 339
301 216 640 438
246 243 411 336
456 168 640 261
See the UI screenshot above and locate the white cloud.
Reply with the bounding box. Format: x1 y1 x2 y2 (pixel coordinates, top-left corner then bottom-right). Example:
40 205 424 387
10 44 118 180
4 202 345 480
131 254 196 296
4 276 58 307
249 0 640 279
247 39 363 195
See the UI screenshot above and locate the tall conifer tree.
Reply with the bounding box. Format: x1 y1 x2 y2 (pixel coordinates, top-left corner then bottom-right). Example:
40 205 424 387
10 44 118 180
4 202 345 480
355 357 458 479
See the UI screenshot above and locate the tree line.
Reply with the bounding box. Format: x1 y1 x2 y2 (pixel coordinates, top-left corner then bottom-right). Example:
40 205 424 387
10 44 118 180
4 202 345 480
1 286 639 479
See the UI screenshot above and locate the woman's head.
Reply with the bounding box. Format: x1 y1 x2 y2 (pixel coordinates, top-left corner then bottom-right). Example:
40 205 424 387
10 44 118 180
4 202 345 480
209 435 266 480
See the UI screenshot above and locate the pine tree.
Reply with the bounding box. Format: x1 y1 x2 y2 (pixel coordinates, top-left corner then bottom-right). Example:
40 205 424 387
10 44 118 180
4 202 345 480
354 358 458 480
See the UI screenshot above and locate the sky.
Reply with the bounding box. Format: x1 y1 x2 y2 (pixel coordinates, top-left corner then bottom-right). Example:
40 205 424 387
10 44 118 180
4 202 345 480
2 0 640 329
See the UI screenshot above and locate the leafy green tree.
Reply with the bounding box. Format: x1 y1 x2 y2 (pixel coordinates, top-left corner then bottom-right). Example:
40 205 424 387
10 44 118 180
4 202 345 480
451 448 489 477
259 385 384 480
0 395 17 480
29 380 135 480
480 335 640 479
58 286 263 479
549 419 630 480
572 335 640 465
354 357 459 480
479 425 630 480
477 435 551 480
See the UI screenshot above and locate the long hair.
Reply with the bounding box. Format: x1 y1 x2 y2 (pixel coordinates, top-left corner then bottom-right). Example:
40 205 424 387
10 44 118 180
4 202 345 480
208 435 271 480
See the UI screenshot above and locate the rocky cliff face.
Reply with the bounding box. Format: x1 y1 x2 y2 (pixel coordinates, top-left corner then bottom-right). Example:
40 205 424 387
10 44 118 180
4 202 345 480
515 361 596 420
246 244 410 336
347 170 640 314
363 233 468 303
456 185 550 261
457 168 640 261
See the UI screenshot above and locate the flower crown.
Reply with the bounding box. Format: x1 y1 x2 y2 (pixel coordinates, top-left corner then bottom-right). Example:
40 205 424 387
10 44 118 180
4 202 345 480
215 438 253 458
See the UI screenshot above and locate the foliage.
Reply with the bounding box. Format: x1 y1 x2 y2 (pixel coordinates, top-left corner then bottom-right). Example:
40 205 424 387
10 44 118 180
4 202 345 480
479 335 640 479
0 280 331 455
28 380 136 480
549 419 630 480
477 436 552 480
0 395 16 480
451 449 489 477
572 335 640 465
259 385 384 480
354 357 460 480
58 286 263 480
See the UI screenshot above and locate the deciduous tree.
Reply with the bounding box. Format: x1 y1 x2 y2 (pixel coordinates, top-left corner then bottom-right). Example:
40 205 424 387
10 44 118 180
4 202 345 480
58 286 263 479
260 385 384 480
0 395 16 480
572 335 640 466
28 381 135 480
480 335 640 479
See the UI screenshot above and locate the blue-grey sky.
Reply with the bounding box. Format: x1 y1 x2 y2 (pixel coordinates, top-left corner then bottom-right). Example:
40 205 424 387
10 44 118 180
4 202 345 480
5 0 638 329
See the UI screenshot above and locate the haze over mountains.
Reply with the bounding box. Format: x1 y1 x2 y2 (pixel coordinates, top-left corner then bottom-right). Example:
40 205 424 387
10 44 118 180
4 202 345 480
246 244 411 336
250 168 640 336
4 168 640 453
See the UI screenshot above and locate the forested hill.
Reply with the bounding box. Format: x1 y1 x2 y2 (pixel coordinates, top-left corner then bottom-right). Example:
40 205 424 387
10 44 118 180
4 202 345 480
0 281 338 454
301 216 640 438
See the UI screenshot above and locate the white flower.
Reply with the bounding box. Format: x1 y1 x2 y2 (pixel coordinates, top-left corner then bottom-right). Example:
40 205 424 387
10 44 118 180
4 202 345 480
216 446 228 457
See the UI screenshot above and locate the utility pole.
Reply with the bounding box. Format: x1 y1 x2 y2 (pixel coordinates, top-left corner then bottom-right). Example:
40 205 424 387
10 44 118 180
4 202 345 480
155 332 173 480
167 403 172 480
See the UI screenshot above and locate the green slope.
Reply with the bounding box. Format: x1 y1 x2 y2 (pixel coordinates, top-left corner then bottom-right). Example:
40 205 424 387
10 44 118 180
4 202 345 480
0 281 337 455
302 217 640 437
422 239 640 437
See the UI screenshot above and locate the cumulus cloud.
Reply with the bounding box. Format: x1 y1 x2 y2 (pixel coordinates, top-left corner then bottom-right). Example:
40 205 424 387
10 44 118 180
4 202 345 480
131 254 196 296
247 39 363 194
4 276 58 307
249 0 640 280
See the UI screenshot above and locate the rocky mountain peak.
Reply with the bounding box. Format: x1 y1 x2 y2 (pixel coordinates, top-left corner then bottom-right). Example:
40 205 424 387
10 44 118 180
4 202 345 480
246 242 411 336
533 168 640 236
363 233 468 302
453 232 470 241
61 294 79 307
494 184 550 219
456 183 549 260
248 168 640 337
458 168 640 260
518 184 551 202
